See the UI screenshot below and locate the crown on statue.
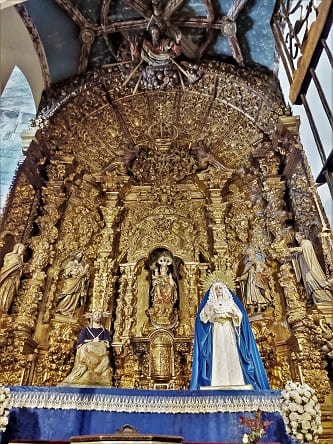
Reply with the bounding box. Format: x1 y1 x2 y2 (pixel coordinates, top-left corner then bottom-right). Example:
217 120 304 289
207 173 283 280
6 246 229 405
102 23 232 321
158 255 172 266
202 269 236 292
147 119 179 151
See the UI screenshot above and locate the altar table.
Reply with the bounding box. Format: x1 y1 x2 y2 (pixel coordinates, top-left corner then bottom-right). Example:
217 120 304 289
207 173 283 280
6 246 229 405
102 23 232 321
0 387 295 444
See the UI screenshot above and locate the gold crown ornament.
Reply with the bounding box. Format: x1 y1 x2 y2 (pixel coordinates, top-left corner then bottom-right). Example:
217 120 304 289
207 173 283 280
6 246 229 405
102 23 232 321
202 269 236 292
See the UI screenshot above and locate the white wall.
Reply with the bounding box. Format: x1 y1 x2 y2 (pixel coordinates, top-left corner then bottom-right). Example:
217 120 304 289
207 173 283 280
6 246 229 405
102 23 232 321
0 0 25 10
0 6 45 107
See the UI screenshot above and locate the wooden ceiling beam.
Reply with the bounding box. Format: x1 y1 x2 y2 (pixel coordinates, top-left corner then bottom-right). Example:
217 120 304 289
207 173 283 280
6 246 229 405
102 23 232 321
55 0 95 29
227 0 249 21
100 0 111 27
122 0 152 20
98 19 148 35
204 0 215 22
169 17 226 29
197 29 216 62
163 0 187 20
77 41 93 74
168 26 199 59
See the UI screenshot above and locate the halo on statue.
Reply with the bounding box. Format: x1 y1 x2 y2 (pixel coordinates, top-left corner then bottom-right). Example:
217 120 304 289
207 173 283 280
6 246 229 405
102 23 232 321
202 269 236 292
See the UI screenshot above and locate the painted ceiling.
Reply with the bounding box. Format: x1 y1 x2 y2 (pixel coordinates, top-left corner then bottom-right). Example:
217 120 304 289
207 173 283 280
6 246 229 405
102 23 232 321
23 0 277 84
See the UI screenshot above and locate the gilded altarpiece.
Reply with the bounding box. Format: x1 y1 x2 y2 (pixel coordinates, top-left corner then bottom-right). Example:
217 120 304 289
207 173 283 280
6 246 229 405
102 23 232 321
0 62 332 427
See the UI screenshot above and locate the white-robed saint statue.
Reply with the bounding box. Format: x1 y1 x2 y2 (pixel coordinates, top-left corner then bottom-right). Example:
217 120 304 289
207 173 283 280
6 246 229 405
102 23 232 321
290 232 332 303
190 281 270 390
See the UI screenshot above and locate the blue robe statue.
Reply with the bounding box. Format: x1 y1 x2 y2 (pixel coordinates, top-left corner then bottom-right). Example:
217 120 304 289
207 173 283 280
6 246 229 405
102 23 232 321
190 282 270 390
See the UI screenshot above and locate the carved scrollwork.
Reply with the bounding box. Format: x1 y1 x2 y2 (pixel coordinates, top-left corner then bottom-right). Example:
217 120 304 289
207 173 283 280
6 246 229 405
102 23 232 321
0 59 331 407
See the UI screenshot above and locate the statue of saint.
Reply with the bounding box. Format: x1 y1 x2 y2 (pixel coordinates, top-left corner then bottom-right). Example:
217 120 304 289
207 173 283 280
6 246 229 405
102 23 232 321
62 309 112 386
151 254 177 305
0 243 25 314
56 251 89 316
290 232 332 303
131 24 181 67
239 248 271 312
190 281 270 390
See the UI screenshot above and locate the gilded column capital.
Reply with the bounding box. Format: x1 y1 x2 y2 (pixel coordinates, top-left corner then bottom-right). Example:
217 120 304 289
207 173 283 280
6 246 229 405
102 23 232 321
277 115 300 135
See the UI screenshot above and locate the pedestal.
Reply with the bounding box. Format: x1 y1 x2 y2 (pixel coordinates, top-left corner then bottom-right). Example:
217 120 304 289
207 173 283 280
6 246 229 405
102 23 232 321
200 384 253 390
70 425 183 444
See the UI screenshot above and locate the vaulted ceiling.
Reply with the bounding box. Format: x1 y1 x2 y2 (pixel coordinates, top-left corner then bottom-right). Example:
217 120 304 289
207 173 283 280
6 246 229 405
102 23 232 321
21 0 277 85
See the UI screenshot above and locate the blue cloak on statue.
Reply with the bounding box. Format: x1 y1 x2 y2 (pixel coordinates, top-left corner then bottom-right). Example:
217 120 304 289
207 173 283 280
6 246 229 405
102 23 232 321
190 285 270 390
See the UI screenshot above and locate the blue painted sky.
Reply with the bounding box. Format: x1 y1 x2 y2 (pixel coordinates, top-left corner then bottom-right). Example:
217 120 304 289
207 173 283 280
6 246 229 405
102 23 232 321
25 0 276 83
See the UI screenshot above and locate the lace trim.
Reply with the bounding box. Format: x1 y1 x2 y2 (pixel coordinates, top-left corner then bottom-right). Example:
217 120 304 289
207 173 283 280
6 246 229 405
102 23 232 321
10 390 281 414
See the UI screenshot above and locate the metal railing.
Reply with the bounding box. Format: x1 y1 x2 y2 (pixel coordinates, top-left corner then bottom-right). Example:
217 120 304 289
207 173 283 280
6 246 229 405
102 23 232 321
271 0 333 198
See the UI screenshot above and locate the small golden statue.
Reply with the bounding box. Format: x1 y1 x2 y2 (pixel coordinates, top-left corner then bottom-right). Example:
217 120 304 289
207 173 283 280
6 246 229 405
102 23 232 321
56 251 89 317
0 243 25 314
146 251 178 328
239 248 271 313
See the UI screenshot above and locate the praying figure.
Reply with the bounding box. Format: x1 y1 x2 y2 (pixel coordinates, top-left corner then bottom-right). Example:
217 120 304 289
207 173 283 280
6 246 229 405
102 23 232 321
56 251 89 316
290 232 332 304
0 243 25 314
61 308 112 386
190 281 270 390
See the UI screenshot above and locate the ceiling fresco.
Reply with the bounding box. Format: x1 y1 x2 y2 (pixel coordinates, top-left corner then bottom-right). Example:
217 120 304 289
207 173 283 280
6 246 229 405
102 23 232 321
23 0 277 84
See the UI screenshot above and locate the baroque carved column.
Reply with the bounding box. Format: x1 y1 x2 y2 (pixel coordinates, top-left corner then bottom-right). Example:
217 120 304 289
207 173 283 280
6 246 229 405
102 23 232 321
278 116 331 270
208 189 229 271
182 262 199 336
112 263 138 387
263 116 332 401
92 191 120 311
113 263 136 346
197 263 210 304
3 159 67 385
279 261 330 401
0 173 36 245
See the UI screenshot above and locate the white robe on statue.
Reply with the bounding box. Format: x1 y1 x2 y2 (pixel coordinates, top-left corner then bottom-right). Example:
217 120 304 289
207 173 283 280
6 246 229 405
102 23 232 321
200 286 245 386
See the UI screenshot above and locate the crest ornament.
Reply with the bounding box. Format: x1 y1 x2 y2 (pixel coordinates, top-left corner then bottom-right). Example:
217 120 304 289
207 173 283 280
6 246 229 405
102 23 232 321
202 270 236 292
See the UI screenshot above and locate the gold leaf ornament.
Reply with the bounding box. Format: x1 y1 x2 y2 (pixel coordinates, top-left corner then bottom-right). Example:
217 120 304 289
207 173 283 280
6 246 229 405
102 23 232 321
201 270 236 292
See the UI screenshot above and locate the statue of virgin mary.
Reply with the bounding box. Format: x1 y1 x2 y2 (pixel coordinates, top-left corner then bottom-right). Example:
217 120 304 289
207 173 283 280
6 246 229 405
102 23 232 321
190 281 270 390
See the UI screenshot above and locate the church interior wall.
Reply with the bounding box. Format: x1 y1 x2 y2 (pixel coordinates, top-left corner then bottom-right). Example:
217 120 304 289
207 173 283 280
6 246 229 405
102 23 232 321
0 55 332 440
0 6 45 107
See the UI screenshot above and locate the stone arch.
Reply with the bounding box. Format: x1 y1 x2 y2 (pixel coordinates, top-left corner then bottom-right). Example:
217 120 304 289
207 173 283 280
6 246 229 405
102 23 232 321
0 6 46 106
0 66 36 208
